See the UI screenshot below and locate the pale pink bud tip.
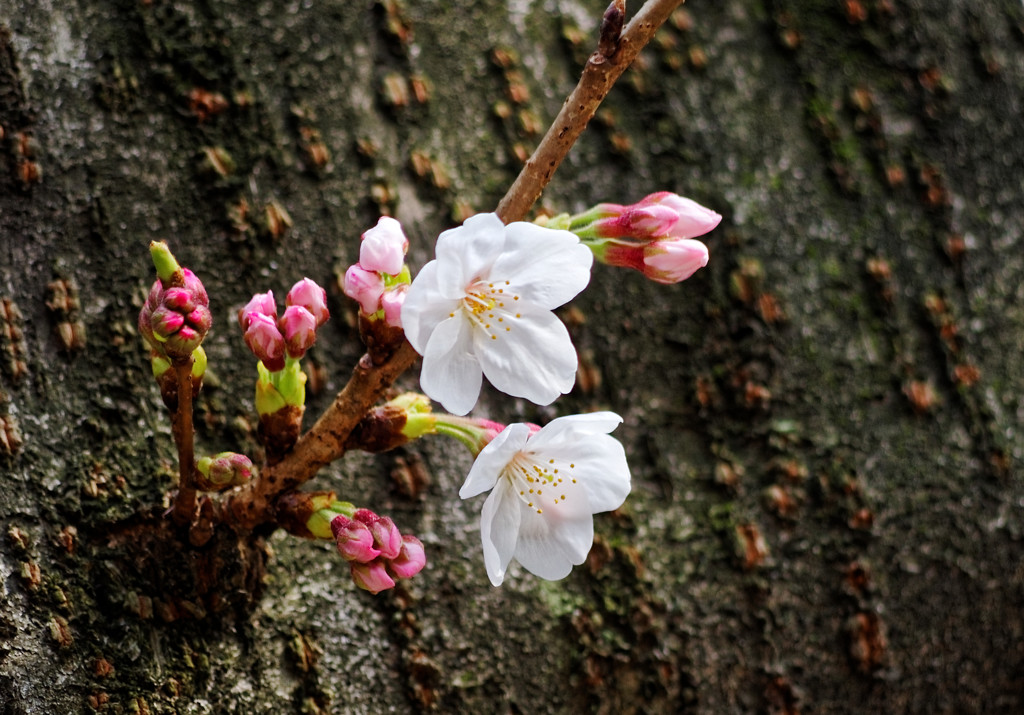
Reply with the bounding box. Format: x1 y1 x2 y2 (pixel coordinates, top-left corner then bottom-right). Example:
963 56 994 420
238 291 277 331
350 560 396 594
243 312 286 371
331 515 381 563
181 269 210 306
640 192 721 238
280 305 319 358
342 264 385 314
286 278 329 327
380 284 407 329
643 238 709 284
360 216 409 276
387 536 426 579
353 509 403 560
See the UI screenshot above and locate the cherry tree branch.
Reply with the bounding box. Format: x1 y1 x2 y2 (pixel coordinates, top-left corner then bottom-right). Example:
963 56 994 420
497 0 686 223
171 361 197 525
216 0 683 533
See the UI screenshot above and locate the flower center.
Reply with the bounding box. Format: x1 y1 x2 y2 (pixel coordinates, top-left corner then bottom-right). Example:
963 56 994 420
503 452 576 515
454 279 522 341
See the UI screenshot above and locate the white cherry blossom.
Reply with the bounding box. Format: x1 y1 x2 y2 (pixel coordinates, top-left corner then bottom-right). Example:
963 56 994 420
402 213 593 415
459 412 631 586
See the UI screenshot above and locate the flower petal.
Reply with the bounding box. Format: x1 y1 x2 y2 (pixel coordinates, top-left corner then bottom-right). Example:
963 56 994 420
419 315 483 415
527 412 623 448
473 304 577 405
402 261 459 353
512 503 594 581
460 423 530 499
480 479 521 587
435 213 507 295
491 222 593 309
524 413 630 513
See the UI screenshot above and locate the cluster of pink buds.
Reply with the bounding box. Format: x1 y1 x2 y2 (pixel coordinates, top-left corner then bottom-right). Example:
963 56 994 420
238 278 330 371
139 242 212 359
195 451 254 490
555 192 721 284
342 217 411 329
331 508 426 594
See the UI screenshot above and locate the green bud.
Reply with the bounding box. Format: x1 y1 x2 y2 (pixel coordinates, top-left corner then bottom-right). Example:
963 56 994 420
255 376 287 416
149 241 182 284
275 358 306 407
538 212 572 231
402 412 437 440
191 346 207 379
306 500 356 540
151 354 171 378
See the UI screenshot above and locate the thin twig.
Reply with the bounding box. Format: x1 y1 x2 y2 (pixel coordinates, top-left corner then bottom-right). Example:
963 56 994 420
497 0 686 223
223 342 419 530
171 361 197 525
214 0 683 534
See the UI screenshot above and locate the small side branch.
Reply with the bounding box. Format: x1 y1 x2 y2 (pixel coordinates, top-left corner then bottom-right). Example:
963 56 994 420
211 0 683 536
171 361 197 525
223 341 419 530
496 0 686 224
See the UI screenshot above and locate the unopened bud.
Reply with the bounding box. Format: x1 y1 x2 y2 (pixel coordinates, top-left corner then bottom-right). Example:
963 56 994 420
280 305 318 358
380 284 407 328
354 509 403 560
238 291 277 331
196 452 254 488
342 265 385 314
331 514 381 563
286 278 329 327
349 560 396 594
387 535 426 579
642 238 710 284
359 216 409 276
244 312 286 372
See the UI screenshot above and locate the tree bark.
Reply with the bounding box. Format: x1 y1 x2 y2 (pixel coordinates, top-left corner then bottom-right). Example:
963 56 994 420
1 0 1022 713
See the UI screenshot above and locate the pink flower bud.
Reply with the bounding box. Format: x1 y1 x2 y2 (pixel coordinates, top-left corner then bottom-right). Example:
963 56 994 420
150 306 185 338
359 216 409 275
163 287 196 312
279 305 318 358
331 515 381 563
353 509 403 559
165 325 203 356
387 535 426 580
636 192 721 239
622 204 681 237
342 264 385 314
203 452 254 487
350 559 396 594
181 268 210 307
380 284 407 328
642 238 709 284
243 312 286 371
238 291 277 331
285 278 329 327
187 306 212 334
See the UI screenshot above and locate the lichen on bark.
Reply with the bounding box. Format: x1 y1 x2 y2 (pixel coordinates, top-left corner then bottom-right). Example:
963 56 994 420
1 0 1023 713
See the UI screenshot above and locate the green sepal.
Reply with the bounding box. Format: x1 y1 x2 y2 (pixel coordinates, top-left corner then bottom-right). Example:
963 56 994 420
149 241 182 284
191 346 207 379
151 354 171 378
306 500 357 540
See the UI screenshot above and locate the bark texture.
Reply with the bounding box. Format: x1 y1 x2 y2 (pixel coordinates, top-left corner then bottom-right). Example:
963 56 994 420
1 0 1023 713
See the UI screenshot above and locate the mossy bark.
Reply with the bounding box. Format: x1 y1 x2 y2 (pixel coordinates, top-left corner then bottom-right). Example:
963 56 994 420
1 0 1022 712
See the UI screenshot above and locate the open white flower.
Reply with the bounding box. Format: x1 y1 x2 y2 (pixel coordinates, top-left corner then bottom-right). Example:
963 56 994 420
459 412 631 586
401 212 593 415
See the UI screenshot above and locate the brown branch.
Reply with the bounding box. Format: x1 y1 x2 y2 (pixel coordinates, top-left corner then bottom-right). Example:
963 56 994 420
212 0 683 535
496 0 686 223
222 341 419 530
170 361 197 525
